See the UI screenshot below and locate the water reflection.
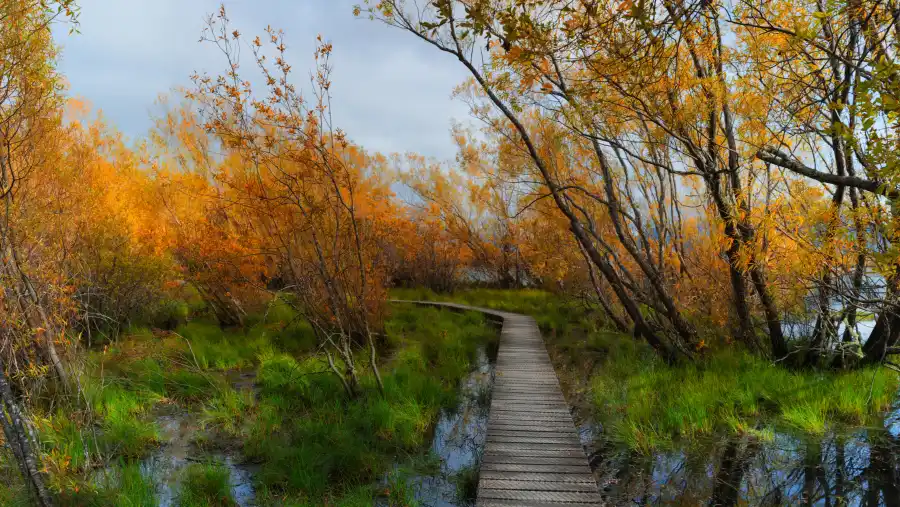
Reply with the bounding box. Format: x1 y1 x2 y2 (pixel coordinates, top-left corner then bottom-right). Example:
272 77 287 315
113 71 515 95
94 411 257 507
381 344 497 507
582 416 900 506
140 413 256 507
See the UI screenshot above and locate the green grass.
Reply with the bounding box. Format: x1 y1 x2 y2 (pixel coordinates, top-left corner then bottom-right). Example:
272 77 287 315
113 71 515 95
0 447 30 507
201 304 496 504
399 288 900 453
95 461 158 507
452 464 479 504
590 343 896 451
178 461 236 507
43 460 158 507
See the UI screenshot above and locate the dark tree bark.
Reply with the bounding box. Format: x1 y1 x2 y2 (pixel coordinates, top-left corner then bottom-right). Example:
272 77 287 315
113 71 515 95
0 356 54 507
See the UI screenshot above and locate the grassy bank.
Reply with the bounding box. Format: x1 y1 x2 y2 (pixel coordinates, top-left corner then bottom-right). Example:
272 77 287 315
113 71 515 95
394 288 900 453
1 300 497 506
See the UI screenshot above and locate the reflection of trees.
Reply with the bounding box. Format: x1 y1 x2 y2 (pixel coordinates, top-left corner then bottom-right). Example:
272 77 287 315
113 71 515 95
600 423 900 506
400 347 495 507
863 431 900 507
710 437 757 506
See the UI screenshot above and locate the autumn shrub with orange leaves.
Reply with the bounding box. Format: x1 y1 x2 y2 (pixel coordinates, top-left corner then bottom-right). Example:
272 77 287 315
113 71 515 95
181 7 407 395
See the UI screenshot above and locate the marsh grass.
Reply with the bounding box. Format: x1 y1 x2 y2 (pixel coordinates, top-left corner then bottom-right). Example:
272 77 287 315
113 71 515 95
590 344 896 452
6 296 319 500
193 305 496 504
95 461 158 507
451 463 479 504
397 288 900 454
178 461 236 507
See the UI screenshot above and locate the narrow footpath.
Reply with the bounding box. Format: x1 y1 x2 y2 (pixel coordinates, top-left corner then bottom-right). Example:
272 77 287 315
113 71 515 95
393 301 602 506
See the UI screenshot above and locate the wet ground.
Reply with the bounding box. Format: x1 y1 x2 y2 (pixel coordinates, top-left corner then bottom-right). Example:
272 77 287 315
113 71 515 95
138 412 257 507
93 377 258 506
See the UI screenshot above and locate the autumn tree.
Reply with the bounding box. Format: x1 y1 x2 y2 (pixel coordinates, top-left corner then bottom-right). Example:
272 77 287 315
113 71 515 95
363 0 900 369
365 1 713 361
188 8 394 395
0 1 77 504
151 105 265 328
745 0 900 366
401 128 527 289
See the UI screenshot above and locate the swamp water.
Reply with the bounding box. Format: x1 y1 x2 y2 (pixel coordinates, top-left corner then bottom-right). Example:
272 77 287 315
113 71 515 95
378 341 498 507
577 404 900 505
93 408 257 506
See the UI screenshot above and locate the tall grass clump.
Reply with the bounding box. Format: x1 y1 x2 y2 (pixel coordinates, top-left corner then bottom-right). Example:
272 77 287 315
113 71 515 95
178 461 236 507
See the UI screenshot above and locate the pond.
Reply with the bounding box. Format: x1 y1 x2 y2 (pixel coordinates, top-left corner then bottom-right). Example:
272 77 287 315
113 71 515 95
578 402 900 505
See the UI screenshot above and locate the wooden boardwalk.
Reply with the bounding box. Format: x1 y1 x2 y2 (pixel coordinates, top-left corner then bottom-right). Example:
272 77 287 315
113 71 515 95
394 301 602 506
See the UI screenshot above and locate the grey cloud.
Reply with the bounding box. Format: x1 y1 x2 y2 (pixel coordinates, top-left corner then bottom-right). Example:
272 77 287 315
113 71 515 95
52 0 472 161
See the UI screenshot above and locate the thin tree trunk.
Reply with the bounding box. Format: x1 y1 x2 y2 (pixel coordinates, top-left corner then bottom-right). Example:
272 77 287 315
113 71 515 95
0 356 54 507
366 329 385 395
578 241 630 332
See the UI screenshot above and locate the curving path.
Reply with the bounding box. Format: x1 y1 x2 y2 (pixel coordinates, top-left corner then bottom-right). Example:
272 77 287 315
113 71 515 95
392 300 602 506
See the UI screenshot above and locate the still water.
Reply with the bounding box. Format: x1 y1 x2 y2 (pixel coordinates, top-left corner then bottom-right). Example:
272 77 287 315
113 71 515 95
578 404 900 505
381 341 498 507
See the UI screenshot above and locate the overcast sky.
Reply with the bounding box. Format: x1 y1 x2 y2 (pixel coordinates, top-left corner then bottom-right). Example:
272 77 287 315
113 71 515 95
51 0 472 161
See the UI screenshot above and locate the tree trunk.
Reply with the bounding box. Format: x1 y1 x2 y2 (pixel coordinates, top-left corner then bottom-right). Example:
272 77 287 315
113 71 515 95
0 356 54 507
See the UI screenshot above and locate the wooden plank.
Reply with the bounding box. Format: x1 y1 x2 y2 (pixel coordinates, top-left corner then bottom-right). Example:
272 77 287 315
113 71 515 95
483 449 591 459
476 488 604 503
481 455 590 466
480 462 591 473
487 428 580 436
477 499 603 507
480 479 600 493
478 470 597 484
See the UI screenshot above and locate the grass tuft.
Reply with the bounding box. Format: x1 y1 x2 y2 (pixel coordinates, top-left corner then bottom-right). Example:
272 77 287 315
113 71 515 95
178 461 236 507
